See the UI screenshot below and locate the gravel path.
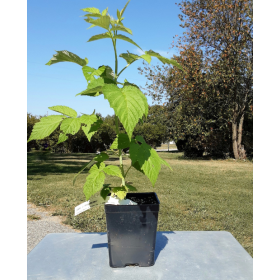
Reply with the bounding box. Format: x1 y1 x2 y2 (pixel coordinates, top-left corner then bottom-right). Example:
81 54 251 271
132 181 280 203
27 203 81 254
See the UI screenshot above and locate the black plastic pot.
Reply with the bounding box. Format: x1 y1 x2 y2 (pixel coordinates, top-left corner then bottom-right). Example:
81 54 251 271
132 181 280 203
104 192 160 268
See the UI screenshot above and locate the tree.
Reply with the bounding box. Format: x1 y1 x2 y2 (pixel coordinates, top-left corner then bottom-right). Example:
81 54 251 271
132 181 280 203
140 0 252 159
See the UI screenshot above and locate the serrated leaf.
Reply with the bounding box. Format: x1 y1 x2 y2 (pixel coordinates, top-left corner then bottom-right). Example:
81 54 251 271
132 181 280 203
110 133 130 149
46 50 88 66
120 0 130 17
94 152 109 163
111 25 132 35
102 84 148 139
28 115 64 142
100 185 111 200
57 133 68 144
88 32 112 42
73 158 96 186
60 118 81 135
126 184 137 191
103 165 123 178
83 164 105 200
48 106 77 118
129 138 167 186
102 7 108 16
87 15 111 30
113 34 142 50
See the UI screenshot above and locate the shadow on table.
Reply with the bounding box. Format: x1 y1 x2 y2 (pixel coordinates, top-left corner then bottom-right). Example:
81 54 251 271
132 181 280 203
155 231 175 262
86 231 175 262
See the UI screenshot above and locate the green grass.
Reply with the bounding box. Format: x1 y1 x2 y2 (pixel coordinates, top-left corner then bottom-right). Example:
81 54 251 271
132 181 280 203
27 151 253 256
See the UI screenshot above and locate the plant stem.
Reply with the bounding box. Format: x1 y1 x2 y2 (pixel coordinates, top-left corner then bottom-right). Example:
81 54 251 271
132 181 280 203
117 59 138 77
112 31 125 185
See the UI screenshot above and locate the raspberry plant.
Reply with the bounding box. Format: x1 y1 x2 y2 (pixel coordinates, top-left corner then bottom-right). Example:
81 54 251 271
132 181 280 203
28 0 183 201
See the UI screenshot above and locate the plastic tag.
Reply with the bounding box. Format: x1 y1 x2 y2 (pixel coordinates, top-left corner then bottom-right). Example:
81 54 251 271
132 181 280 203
74 200 90 216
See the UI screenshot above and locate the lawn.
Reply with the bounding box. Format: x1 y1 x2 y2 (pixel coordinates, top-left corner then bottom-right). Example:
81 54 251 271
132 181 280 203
27 151 253 256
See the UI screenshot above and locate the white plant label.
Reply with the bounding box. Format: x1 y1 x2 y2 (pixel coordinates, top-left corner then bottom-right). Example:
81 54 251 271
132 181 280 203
74 200 90 216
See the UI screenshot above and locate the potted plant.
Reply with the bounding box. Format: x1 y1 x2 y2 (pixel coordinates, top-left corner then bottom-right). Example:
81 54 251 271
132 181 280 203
28 0 183 268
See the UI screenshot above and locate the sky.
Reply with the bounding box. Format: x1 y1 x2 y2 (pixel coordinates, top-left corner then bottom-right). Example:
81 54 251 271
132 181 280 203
27 0 183 117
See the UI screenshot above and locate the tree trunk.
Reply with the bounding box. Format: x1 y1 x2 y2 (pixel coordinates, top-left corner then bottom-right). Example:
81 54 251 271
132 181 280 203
232 121 239 159
237 112 246 159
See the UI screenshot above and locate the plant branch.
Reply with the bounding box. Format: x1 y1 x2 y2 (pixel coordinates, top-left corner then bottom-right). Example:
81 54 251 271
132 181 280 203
117 59 138 77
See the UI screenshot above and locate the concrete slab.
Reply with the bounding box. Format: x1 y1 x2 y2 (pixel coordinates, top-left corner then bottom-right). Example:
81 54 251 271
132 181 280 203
27 231 252 280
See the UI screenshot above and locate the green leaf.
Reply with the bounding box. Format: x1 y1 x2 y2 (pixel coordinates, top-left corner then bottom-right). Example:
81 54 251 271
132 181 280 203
28 115 64 142
94 152 109 163
46 50 88 66
131 161 145 175
126 184 137 191
120 0 130 17
140 54 151 64
88 32 112 42
145 50 184 71
103 165 123 178
73 158 96 186
119 52 140 64
93 66 107 76
82 118 102 141
111 186 127 200
100 65 116 81
117 9 121 19
80 114 98 126
57 133 68 145
102 7 108 16
87 15 111 30
83 14 101 18
88 119 103 133
111 25 132 35
160 157 173 171
76 78 105 97
100 185 111 200
83 164 106 200
82 66 96 83
129 138 167 186
48 106 77 118
87 24 96 29
110 133 130 149
102 84 148 139
113 34 142 50
81 7 101 15
60 118 81 135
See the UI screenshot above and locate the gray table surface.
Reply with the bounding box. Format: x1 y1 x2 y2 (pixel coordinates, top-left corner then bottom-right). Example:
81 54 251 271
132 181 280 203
27 231 253 280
